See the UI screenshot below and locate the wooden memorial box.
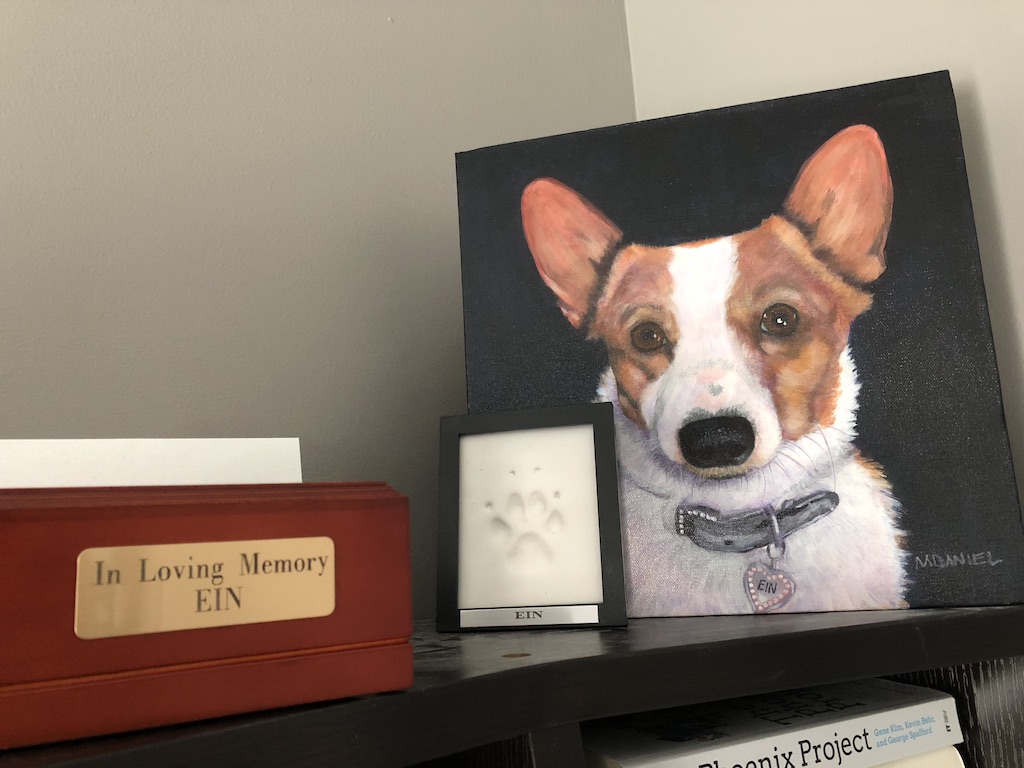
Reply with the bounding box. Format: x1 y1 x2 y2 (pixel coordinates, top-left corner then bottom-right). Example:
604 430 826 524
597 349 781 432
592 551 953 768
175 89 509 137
0 482 412 749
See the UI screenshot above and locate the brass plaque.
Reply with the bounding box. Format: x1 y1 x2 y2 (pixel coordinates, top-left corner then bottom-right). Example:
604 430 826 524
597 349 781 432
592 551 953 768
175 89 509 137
75 537 335 639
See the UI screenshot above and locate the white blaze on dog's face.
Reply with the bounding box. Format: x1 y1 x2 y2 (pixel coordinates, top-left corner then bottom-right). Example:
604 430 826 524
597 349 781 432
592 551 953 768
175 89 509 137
522 126 892 480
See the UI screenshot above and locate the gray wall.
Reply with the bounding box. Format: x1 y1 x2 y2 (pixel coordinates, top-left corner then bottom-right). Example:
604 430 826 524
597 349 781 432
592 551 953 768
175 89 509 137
1 1 635 618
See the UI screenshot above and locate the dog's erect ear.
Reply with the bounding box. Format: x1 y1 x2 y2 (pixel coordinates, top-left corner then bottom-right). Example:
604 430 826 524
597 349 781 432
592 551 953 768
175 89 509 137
783 125 893 285
521 178 622 329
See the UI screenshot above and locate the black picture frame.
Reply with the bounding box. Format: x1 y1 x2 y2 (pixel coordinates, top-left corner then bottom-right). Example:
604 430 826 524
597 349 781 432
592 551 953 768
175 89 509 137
436 402 626 631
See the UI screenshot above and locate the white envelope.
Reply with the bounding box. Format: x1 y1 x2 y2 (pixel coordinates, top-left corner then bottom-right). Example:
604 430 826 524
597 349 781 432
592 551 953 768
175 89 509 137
0 438 302 488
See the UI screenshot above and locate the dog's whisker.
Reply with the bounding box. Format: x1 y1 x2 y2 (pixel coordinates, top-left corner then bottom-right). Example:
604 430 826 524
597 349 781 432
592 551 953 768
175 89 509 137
821 425 855 442
775 446 809 472
790 441 817 467
777 461 797 487
815 425 839 491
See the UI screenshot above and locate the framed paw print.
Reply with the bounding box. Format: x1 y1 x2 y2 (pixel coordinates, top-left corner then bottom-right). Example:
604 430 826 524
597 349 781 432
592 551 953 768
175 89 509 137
436 403 626 631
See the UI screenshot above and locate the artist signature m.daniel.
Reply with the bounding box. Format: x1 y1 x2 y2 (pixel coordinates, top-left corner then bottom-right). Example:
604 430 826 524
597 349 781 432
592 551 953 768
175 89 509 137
915 551 1002 569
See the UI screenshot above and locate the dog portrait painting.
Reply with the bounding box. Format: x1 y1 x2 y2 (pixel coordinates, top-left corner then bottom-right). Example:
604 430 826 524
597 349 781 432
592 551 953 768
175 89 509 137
456 72 1024 616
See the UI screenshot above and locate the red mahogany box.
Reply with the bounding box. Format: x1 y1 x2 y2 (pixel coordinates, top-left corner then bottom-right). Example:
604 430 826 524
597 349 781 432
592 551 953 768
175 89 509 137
0 482 413 749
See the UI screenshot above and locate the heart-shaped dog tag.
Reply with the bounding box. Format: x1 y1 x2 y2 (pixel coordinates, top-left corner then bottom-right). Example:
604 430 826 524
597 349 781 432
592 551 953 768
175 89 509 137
744 563 795 613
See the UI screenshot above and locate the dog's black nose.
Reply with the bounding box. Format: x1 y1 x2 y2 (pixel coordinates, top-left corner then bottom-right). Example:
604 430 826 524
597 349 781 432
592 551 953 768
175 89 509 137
678 416 755 468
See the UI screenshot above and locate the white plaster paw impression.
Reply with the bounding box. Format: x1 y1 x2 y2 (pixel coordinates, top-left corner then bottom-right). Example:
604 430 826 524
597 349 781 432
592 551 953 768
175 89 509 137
486 488 565 569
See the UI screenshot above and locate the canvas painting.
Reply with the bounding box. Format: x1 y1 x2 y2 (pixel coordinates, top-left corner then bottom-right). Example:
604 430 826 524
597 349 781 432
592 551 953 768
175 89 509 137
456 72 1024 616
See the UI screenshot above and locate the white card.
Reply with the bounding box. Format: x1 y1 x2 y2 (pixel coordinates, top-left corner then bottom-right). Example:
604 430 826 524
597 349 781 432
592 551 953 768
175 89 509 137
0 438 302 488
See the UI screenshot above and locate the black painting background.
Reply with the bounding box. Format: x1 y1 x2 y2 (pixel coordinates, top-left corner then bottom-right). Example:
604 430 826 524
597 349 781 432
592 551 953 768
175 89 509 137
456 72 1024 607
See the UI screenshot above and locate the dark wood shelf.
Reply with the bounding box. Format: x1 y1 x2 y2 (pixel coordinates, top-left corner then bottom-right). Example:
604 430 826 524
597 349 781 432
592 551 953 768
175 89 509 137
5 606 1024 768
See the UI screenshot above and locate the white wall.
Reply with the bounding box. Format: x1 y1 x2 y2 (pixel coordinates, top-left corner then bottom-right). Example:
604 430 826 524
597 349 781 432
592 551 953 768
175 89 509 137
1 1 635 618
625 0 1024 487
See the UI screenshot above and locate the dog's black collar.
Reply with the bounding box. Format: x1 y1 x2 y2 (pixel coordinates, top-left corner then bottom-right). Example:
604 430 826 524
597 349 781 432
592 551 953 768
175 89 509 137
676 490 839 553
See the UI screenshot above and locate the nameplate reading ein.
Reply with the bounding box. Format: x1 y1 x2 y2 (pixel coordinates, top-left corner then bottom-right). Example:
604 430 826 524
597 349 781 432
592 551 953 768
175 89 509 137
75 537 335 639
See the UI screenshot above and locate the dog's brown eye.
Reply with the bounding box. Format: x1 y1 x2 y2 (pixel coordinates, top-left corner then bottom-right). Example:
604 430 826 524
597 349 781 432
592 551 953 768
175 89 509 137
760 303 799 337
630 321 668 352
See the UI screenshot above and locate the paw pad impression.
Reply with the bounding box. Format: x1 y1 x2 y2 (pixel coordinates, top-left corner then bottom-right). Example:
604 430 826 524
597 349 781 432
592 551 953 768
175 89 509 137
486 483 565 569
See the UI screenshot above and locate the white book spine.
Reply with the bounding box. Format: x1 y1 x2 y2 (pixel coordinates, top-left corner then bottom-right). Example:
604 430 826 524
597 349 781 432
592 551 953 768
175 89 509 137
624 694 962 768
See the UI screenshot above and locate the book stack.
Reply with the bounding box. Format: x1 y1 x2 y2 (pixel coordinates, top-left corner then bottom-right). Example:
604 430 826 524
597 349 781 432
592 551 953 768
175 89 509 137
582 679 963 768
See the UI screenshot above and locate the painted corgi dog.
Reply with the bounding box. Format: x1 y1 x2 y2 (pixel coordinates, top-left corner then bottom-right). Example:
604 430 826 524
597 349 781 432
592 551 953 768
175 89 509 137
520 126 907 616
